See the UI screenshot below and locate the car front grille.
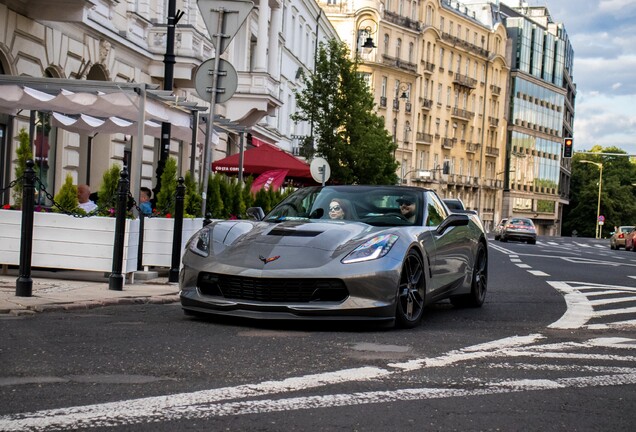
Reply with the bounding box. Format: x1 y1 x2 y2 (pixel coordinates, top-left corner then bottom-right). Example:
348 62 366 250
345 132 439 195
198 273 349 302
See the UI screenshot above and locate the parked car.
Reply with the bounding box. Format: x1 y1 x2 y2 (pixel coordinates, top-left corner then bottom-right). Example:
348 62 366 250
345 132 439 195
443 198 478 216
180 185 488 329
610 226 635 250
498 217 537 244
624 228 636 251
493 218 508 241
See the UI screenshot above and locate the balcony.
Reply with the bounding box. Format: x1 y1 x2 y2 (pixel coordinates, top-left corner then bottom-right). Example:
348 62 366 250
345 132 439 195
225 71 282 124
416 132 433 144
490 84 501 96
384 11 421 31
465 142 480 153
421 98 433 109
393 99 400 111
441 137 456 149
485 146 499 157
381 55 418 73
453 73 477 90
451 107 475 120
379 96 387 108
421 61 435 74
488 116 499 127
405 102 412 113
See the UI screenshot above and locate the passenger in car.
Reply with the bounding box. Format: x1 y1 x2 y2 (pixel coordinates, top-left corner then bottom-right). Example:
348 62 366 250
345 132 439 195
328 198 351 220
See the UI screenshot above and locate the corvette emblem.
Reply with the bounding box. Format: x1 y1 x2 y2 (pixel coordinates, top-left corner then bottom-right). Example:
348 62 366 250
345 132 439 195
259 255 280 264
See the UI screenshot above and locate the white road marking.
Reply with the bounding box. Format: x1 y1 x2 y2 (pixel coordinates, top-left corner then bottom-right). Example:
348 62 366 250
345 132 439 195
1 334 635 431
629 276 636 279
516 264 531 268
547 281 636 329
528 270 550 276
510 258 522 263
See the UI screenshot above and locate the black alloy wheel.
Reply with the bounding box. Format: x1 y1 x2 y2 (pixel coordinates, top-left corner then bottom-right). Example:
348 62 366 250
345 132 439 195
395 250 426 328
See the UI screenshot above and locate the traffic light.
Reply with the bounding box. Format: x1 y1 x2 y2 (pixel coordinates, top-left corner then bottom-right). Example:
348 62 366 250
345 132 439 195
563 138 573 158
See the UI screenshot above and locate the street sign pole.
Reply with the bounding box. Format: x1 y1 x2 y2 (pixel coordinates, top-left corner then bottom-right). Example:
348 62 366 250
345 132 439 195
197 0 254 221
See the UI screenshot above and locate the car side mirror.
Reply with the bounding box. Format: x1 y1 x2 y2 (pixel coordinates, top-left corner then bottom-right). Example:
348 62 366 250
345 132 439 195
246 207 265 221
436 213 469 235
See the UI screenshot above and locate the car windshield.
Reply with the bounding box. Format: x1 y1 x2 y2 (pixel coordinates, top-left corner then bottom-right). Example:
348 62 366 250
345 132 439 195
263 186 425 227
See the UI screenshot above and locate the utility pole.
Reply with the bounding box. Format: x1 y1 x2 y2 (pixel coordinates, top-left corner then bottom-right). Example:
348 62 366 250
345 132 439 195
155 0 184 202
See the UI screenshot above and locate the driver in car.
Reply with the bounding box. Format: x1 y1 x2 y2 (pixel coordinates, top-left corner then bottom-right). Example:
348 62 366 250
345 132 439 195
397 196 417 223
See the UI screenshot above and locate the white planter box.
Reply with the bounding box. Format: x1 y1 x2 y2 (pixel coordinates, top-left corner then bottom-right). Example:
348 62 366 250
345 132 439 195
141 217 204 268
0 209 139 275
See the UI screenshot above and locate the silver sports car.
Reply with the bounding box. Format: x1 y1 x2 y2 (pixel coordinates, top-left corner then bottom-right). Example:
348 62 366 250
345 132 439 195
179 185 488 328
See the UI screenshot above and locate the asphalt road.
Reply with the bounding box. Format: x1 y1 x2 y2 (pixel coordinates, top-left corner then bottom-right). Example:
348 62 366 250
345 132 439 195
1 236 635 431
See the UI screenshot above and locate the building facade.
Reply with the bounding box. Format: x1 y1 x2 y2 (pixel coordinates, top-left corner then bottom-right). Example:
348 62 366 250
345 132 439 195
0 0 338 205
497 1 575 236
319 0 509 230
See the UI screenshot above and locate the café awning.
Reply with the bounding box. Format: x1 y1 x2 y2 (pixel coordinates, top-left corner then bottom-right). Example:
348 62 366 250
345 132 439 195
212 143 315 182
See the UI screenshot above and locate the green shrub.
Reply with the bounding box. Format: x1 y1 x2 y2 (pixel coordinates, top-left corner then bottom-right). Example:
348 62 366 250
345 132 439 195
12 128 38 208
97 164 121 213
184 171 202 218
156 157 177 215
207 173 224 218
53 174 80 213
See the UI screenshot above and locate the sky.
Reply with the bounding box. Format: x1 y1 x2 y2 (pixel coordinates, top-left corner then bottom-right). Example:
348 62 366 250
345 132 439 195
535 0 636 156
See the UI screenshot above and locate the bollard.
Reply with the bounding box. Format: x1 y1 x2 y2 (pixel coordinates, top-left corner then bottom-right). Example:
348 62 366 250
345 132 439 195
109 168 129 291
169 177 185 283
16 160 36 297
203 212 212 227
137 213 145 271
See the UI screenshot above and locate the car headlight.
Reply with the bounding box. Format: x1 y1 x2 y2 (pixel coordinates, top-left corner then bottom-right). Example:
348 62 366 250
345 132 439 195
188 228 210 257
342 234 399 264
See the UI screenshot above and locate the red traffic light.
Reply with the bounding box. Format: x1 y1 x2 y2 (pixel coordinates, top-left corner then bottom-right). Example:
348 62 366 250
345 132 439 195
563 138 573 158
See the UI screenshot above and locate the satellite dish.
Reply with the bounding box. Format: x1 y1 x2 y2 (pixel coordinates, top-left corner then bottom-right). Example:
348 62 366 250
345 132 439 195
310 157 331 185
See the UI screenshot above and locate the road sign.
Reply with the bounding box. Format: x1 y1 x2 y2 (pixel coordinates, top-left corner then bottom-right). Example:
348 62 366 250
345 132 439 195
197 0 254 55
310 157 331 185
194 58 238 103
598 215 605 222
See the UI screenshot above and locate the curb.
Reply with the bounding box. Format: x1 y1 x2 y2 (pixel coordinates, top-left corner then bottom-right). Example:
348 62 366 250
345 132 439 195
3 294 180 316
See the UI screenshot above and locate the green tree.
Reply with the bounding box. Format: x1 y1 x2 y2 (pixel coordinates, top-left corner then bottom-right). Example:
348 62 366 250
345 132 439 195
292 39 398 185
563 146 636 238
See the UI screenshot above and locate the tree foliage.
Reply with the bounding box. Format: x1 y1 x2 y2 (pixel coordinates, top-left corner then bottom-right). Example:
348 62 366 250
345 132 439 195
292 39 398 185
53 174 79 213
563 146 636 237
13 128 38 208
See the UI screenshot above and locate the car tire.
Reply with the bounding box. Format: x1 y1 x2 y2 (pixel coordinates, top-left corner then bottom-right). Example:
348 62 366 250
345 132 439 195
500 236 508 242
395 250 426 329
451 242 487 308
528 239 536 245
494 235 500 241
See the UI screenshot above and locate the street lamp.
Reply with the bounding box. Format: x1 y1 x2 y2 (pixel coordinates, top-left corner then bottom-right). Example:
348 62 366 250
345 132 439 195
356 18 378 53
580 160 603 239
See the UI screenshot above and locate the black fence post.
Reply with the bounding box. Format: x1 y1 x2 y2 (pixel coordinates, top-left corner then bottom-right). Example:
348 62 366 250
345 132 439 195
16 159 35 297
169 177 185 283
204 212 212 227
109 168 129 291
137 214 145 271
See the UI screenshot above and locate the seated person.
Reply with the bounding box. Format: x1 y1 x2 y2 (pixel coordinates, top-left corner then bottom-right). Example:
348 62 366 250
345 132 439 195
139 187 153 215
328 198 351 220
396 195 417 223
77 184 97 212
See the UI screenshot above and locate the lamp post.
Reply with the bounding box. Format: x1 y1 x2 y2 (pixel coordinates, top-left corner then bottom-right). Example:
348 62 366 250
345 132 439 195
356 18 378 54
580 160 603 239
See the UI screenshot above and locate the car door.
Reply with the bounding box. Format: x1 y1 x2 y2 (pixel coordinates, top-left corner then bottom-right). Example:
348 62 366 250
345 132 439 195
423 191 471 295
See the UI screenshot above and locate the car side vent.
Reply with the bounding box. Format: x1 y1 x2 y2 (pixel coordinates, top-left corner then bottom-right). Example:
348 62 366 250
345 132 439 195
268 228 322 237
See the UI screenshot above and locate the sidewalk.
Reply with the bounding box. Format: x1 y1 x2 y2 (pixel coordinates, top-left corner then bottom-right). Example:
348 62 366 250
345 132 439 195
0 268 180 316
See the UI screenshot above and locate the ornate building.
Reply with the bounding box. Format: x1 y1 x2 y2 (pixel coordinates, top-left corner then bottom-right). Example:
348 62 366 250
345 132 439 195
319 0 509 230
0 0 338 205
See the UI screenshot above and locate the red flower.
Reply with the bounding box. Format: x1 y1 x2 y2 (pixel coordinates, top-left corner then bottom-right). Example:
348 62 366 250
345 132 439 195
2 204 11 210
165 213 172 218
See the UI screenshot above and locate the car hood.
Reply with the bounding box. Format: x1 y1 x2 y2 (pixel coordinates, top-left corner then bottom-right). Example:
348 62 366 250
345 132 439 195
199 219 394 270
